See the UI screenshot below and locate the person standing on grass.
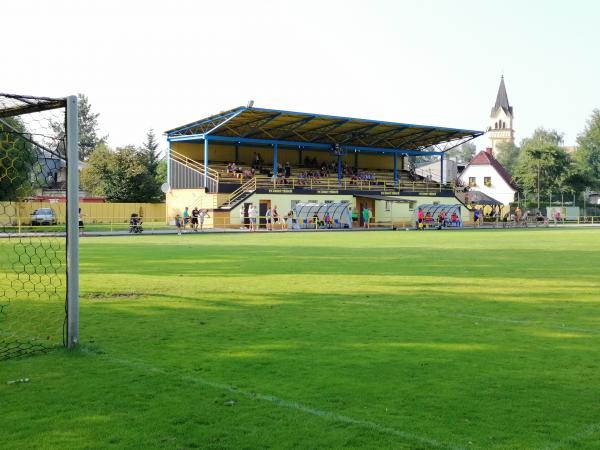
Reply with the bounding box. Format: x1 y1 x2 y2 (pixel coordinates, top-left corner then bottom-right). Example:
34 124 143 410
183 206 190 231
175 213 182 235
288 208 297 230
362 207 370 229
438 210 446 229
554 209 561 226
248 204 258 231
473 207 481 228
272 206 280 230
239 205 246 229
521 209 529 227
417 207 424 230
198 209 210 231
78 208 84 236
191 207 199 232
265 207 272 231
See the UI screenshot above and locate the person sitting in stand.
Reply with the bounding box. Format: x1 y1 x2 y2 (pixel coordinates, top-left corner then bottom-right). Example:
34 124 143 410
284 162 291 178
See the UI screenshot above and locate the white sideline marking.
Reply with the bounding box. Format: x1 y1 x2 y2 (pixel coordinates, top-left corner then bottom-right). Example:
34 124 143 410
541 423 600 450
109 356 464 450
446 312 600 335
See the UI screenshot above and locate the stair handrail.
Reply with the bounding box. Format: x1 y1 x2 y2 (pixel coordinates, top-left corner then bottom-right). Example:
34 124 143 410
223 177 257 207
170 150 220 182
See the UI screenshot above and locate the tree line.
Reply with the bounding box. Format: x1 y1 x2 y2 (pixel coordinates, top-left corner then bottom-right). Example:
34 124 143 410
495 110 600 197
75 94 167 202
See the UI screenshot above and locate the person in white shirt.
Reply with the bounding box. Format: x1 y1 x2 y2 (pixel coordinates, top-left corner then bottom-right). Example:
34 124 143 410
239 205 246 229
248 205 258 231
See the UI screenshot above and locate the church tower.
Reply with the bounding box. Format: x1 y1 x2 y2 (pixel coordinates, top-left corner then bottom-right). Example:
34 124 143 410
487 75 514 154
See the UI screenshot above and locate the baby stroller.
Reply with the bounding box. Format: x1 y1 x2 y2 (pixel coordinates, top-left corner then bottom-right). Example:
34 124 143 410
129 213 143 233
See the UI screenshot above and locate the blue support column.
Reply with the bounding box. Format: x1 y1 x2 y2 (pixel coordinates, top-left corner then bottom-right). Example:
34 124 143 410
393 152 398 183
273 143 278 179
440 153 444 185
166 139 171 186
204 138 209 185
337 154 342 184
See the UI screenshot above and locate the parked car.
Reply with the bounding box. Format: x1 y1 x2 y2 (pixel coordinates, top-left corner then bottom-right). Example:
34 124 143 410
31 208 57 226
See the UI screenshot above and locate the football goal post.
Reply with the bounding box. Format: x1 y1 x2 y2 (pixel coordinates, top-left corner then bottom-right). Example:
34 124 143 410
0 93 79 360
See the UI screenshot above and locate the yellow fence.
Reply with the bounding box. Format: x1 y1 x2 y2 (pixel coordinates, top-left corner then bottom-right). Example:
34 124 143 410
0 201 166 226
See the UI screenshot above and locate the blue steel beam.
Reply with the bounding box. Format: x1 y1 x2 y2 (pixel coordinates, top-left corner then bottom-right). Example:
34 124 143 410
299 120 348 142
248 106 483 135
273 143 278 179
341 144 443 156
266 116 315 134
204 107 248 136
243 113 283 138
391 129 441 149
310 122 379 143
166 108 244 136
177 134 446 156
168 134 205 143
370 126 410 146
204 134 331 150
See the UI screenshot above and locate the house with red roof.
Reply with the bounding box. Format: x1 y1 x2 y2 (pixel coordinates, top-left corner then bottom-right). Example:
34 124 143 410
457 148 517 207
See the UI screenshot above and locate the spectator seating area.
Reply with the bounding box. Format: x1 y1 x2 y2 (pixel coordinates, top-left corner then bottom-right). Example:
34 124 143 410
210 159 443 192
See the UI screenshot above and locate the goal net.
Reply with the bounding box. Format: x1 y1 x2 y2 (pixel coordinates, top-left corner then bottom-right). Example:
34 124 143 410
0 93 79 360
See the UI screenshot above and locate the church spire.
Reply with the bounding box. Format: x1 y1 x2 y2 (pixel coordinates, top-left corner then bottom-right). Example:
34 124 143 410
492 75 512 114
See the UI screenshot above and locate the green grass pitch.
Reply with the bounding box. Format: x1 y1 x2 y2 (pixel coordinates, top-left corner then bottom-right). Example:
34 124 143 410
2 229 600 449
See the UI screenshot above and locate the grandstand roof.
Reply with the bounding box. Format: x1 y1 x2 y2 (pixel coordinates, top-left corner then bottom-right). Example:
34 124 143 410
166 106 483 154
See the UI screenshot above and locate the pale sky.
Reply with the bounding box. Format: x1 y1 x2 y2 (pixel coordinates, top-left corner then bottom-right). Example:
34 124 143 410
4 0 599 151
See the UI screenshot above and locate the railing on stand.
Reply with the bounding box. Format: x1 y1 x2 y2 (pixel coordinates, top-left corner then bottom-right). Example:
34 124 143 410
252 176 445 193
220 177 257 209
170 150 220 192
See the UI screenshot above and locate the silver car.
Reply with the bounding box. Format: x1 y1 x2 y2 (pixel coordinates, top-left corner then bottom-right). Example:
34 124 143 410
31 208 57 226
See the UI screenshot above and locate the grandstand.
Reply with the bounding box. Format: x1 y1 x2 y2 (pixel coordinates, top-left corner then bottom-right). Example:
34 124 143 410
164 106 483 228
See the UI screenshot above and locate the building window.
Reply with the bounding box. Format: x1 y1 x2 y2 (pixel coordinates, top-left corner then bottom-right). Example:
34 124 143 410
469 177 476 187
385 201 391 211
484 177 492 187
408 201 417 211
291 200 300 208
